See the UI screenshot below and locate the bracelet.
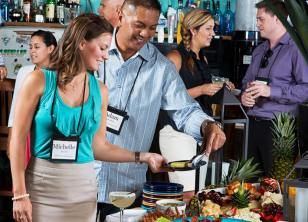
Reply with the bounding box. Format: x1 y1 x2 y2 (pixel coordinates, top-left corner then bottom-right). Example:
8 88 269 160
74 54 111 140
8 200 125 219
135 152 141 164
12 193 30 201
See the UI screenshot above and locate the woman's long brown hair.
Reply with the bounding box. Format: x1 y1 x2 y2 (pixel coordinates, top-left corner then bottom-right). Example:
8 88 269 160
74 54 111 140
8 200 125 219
49 13 113 88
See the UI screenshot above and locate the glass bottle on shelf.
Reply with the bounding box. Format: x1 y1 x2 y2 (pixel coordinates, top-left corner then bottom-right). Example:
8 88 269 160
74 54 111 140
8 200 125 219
0 0 9 22
71 0 80 19
34 3 45 22
195 0 201 8
223 0 234 36
45 0 56 22
213 0 222 35
9 0 23 22
56 0 66 24
203 0 212 14
176 0 184 44
186 0 196 9
167 2 176 44
156 13 166 43
64 0 72 25
23 0 31 22
30 0 37 22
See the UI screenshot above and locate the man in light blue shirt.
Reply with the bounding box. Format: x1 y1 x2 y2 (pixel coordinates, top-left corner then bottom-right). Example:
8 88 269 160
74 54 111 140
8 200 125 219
96 0 226 220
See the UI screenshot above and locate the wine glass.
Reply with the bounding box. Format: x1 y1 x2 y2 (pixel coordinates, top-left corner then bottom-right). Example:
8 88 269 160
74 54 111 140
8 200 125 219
109 191 136 222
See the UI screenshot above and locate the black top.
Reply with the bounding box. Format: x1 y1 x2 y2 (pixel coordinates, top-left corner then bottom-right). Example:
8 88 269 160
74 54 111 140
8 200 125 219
156 42 213 132
177 42 213 115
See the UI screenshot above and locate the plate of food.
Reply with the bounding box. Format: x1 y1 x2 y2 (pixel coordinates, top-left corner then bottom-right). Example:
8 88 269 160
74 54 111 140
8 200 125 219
166 160 207 171
172 216 247 221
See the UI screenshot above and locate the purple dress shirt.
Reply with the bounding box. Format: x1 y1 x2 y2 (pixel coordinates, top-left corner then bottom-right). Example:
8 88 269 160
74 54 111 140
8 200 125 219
242 32 308 119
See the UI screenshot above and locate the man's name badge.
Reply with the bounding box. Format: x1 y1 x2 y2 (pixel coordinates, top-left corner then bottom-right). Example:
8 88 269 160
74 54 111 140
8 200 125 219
255 77 270 85
51 134 80 161
106 106 128 135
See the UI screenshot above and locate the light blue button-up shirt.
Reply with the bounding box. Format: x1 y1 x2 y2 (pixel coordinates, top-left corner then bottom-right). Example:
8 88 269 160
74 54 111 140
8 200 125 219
95 33 213 203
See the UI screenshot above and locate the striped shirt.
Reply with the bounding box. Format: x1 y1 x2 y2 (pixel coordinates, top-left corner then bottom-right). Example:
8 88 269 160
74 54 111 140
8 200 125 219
95 34 213 203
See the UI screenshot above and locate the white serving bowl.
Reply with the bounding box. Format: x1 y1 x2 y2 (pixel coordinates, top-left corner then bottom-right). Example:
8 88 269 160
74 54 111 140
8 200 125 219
155 199 186 215
105 208 146 222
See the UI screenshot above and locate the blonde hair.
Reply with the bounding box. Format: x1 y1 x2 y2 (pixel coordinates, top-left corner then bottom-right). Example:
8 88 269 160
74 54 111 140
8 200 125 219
49 13 113 88
181 9 213 73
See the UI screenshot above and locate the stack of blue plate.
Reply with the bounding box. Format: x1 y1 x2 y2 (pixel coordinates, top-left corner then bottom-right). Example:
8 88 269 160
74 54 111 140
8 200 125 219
141 181 184 211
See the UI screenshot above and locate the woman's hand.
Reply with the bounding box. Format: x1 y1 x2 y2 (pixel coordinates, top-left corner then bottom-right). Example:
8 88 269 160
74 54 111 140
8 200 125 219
202 83 223 96
13 198 32 222
141 153 170 173
226 81 235 90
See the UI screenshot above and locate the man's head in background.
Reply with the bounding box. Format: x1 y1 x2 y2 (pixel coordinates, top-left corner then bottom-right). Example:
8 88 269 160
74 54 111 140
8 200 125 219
98 0 125 27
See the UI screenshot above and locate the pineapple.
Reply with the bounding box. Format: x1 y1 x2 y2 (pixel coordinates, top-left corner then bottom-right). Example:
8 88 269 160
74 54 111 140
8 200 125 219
221 157 262 186
270 113 297 182
231 182 250 209
187 195 201 217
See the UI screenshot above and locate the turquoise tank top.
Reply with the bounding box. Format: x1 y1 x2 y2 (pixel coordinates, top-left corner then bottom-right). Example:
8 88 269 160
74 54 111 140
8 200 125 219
31 69 102 163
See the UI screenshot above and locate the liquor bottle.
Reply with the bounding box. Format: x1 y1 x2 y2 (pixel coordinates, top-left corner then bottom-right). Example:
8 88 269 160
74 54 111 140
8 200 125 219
35 4 44 22
223 0 234 35
176 0 184 44
23 0 31 22
203 0 212 14
9 1 23 22
156 13 166 43
195 0 201 8
64 0 72 25
45 0 55 22
167 3 176 43
213 0 223 35
186 0 196 9
56 0 65 24
0 0 9 22
71 0 80 19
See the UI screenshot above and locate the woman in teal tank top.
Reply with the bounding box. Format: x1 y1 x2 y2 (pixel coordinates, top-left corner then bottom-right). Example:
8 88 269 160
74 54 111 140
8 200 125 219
10 14 168 222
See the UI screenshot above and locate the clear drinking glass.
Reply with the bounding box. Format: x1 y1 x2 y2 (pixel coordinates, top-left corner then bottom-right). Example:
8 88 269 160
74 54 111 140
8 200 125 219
211 75 229 84
109 192 136 222
211 75 222 84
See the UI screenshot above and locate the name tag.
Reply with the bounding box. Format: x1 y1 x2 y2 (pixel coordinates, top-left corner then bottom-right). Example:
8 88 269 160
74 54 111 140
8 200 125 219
255 77 270 85
106 106 129 135
51 134 80 162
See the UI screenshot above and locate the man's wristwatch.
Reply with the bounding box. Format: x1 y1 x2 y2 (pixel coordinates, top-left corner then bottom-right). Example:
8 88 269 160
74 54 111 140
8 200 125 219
201 120 223 136
135 151 142 164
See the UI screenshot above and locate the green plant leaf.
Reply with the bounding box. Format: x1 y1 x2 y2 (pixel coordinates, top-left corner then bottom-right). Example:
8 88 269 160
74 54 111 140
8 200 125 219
285 0 308 54
298 0 308 15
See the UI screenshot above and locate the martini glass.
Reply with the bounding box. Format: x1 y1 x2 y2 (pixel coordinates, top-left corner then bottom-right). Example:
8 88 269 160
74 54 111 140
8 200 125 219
109 191 136 222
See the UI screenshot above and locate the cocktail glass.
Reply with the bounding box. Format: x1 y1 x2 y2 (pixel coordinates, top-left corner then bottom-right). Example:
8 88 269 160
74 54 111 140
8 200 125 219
109 192 136 222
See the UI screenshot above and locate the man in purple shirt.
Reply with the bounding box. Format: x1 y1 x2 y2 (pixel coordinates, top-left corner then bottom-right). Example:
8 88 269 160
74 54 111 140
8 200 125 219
241 0 308 175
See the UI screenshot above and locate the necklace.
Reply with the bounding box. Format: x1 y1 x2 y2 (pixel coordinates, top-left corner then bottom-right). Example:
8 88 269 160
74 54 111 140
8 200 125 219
67 74 86 91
